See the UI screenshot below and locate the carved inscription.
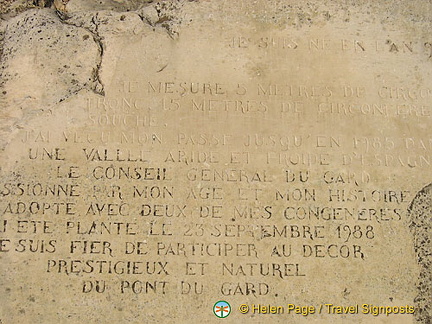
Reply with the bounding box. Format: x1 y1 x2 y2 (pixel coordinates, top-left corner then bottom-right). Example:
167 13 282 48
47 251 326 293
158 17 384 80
1 77 425 298
0 3 430 322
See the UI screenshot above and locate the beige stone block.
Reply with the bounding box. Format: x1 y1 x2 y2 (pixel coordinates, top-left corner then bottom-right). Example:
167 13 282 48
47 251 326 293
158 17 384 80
0 1 430 323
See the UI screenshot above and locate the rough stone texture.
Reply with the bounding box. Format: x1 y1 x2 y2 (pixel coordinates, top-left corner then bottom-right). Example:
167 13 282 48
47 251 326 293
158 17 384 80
0 1 35 16
0 9 100 149
409 184 432 324
0 0 431 323
0 0 185 151
66 0 154 13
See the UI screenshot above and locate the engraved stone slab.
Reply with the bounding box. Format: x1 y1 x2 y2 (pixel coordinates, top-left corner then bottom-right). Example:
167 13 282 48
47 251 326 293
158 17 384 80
0 1 431 323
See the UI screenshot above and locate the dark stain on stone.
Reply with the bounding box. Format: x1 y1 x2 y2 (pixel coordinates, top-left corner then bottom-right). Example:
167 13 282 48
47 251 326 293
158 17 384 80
408 183 432 324
33 0 54 8
56 11 105 96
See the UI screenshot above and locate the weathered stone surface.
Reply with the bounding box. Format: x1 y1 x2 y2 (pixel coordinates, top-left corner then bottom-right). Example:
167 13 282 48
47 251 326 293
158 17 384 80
0 9 100 150
0 0 431 323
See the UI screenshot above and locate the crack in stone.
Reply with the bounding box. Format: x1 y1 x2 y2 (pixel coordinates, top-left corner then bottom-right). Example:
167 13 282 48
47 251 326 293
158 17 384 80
33 0 54 8
56 10 105 96
1 1 186 100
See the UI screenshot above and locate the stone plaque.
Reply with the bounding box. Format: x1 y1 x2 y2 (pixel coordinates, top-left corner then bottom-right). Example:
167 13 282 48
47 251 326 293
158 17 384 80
0 0 431 323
